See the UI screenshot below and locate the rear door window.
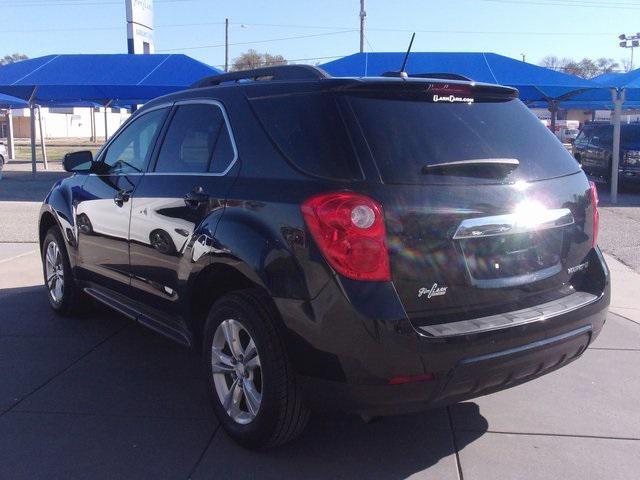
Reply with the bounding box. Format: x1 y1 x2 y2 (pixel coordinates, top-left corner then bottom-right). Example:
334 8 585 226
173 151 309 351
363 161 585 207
154 102 236 174
347 95 580 184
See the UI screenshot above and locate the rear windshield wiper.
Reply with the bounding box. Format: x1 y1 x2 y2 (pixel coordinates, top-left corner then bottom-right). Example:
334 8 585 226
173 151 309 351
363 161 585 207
421 158 519 178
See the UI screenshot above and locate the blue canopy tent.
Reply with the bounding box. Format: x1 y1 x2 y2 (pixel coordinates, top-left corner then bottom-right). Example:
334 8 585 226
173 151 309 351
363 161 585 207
0 54 221 172
320 52 598 127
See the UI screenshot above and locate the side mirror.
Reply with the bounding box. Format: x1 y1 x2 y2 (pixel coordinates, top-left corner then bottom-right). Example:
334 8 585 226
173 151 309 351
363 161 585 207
63 150 93 173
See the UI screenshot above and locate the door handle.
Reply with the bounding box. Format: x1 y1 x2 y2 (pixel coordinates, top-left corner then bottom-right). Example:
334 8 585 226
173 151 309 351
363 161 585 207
184 187 209 209
114 189 131 207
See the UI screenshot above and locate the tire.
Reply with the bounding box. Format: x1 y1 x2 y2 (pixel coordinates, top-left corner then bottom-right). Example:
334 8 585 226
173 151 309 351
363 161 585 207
203 289 309 449
42 226 85 315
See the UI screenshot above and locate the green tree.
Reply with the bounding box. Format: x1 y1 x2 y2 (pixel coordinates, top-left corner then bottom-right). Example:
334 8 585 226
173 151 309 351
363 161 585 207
231 50 287 71
0 53 28 66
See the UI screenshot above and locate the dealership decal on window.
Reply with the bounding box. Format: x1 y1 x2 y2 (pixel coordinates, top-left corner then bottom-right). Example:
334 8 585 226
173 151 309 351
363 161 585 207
433 94 475 103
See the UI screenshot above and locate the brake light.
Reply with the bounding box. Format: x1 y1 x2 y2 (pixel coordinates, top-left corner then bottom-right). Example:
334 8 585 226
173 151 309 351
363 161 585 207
589 181 599 248
301 192 391 281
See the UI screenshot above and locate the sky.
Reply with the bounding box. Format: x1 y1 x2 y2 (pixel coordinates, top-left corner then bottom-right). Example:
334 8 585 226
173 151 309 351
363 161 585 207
1 0 639 70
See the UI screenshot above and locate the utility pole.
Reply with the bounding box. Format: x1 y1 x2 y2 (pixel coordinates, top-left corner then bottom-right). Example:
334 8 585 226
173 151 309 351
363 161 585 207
225 18 229 72
359 0 366 53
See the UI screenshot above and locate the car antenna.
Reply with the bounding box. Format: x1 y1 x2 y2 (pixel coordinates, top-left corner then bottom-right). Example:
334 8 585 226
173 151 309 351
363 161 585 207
382 32 415 79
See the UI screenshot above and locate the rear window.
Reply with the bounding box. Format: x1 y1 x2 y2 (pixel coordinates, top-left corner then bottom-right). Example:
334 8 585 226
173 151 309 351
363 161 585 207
348 95 580 184
249 92 362 180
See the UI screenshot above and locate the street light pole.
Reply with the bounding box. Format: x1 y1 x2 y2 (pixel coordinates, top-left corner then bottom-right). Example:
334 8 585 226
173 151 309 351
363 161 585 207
225 18 229 72
359 0 366 53
619 33 640 70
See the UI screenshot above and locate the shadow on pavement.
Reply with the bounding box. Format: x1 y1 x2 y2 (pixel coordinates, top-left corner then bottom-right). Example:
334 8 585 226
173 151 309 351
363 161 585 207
1 283 489 479
192 404 487 479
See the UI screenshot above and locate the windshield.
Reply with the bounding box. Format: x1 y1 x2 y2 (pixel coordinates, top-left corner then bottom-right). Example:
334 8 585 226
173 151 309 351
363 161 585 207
347 95 581 184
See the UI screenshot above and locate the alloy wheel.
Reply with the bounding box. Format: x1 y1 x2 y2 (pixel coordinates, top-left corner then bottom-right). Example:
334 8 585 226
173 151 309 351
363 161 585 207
45 241 64 303
211 319 262 425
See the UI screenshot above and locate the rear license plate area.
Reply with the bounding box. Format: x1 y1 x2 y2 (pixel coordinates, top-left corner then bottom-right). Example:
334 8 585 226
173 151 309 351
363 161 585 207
459 229 564 288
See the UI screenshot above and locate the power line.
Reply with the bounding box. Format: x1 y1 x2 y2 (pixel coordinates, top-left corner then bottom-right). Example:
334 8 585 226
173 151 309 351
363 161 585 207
1 0 194 6
156 29 359 53
210 54 347 69
477 0 640 9
0 19 618 37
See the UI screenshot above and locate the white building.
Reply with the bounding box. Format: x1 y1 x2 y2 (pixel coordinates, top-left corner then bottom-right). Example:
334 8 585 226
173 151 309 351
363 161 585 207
6 107 130 140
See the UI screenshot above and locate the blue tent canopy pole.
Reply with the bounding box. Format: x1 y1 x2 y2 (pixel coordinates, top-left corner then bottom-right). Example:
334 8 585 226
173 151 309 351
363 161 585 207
28 87 38 175
37 105 48 170
6 110 14 160
611 88 626 204
104 99 112 142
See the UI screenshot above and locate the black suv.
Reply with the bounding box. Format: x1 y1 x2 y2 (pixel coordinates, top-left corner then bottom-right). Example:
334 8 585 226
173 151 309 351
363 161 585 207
573 122 640 184
40 65 609 448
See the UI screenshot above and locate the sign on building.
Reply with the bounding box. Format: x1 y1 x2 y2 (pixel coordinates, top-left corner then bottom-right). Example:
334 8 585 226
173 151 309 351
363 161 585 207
126 0 154 54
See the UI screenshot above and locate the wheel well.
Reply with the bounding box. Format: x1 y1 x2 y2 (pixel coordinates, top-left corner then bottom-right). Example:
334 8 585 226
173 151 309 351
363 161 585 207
189 264 266 349
39 212 58 251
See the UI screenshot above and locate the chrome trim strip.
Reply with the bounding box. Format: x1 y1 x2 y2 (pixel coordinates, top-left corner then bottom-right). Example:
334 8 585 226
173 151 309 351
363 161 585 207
453 207 574 240
418 290 599 338
425 158 519 169
164 98 239 177
90 99 238 178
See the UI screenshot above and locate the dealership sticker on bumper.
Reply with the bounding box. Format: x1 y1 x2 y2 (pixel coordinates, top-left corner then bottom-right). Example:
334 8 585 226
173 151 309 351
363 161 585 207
418 283 448 299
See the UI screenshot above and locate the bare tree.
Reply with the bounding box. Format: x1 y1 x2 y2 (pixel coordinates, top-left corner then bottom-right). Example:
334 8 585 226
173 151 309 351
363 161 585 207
595 57 619 74
540 55 562 70
0 53 28 66
539 56 621 78
231 50 287 71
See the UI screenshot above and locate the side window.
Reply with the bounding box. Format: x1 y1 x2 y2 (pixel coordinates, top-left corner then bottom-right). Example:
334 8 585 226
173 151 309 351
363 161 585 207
154 103 235 174
100 108 168 174
249 93 361 180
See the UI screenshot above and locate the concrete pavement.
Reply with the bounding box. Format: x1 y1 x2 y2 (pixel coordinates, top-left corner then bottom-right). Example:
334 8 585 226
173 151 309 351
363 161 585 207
0 246 638 479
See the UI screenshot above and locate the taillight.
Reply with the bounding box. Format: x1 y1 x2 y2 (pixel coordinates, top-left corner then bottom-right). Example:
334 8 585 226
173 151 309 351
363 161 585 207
589 181 599 248
301 192 391 281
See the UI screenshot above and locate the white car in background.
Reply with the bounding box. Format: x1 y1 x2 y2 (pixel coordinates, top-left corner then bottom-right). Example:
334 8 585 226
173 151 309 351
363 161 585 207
0 142 7 179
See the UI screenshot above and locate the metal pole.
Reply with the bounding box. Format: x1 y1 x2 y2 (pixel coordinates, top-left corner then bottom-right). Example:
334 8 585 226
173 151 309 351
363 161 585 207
6 109 14 160
103 100 112 141
37 105 48 170
29 105 36 175
548 100 558 135
611 88 625 204
90 106 96 143
224 18 229 72
359 0 366 53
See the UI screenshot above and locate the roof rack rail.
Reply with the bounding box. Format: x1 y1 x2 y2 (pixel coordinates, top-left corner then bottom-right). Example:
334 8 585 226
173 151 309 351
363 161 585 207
192 64 330 88
409 73 474 81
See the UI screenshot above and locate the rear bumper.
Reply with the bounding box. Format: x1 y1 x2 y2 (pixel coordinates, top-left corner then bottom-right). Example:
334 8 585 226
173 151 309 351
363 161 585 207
298 304 605 416
278 248 610 417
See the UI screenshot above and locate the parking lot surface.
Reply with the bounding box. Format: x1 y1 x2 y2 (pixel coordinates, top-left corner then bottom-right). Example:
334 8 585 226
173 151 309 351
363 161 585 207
1 164 639 479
